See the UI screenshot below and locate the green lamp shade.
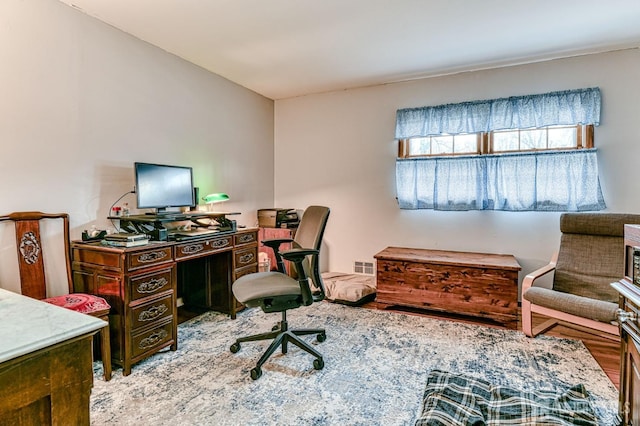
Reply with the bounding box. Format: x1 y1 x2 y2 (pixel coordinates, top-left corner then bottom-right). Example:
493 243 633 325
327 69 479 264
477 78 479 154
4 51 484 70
203 193 230 203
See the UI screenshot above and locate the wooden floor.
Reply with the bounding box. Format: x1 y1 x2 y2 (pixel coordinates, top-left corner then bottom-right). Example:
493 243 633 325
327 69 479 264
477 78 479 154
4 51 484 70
362 302 621 389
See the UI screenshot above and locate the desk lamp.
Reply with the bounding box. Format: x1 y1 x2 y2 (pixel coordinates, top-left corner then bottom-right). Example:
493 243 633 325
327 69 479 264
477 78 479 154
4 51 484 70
201 192 232 230
203 192 230 212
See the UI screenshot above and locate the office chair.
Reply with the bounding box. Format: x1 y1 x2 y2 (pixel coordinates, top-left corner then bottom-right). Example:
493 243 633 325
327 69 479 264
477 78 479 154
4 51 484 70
0 211 112 380
230 206 330 380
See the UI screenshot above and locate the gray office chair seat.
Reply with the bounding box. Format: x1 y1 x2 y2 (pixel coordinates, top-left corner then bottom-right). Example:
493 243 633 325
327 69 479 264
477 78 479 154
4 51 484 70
234 272 302 312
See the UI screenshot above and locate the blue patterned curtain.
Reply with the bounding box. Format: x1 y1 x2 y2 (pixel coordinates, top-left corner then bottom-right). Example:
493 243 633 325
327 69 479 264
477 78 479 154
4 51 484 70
394 87 605 211
396 149 605 211
395 87 601 139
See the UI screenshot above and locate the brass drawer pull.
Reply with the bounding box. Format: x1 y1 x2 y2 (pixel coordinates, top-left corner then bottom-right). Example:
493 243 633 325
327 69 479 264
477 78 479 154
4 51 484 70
139 329 168 349
181 244 204 255
211 239 230 248
238 234 255 243
239 252 255 264
137 277 168 294
138 304 169 322
137 250 168 263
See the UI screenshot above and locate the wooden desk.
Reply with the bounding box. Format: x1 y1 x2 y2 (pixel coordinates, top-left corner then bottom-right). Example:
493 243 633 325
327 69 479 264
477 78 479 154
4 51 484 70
374 247 521 328
71 228 258 375
0 289 106 425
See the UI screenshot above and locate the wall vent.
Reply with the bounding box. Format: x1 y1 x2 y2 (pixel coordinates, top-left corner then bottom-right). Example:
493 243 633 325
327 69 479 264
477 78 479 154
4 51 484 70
354 261 375 275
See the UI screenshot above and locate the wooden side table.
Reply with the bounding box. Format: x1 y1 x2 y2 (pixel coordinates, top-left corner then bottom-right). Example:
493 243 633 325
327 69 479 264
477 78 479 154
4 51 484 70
0 289 106 425
374 247 521 328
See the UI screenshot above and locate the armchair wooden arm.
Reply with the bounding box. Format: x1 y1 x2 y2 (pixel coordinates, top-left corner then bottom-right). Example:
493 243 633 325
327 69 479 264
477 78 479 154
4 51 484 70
521 252 558 293
521 252 558 337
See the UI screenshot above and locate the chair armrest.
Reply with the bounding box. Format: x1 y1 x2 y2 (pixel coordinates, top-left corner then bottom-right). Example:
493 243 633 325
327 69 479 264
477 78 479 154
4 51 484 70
261 238 294 251
280 248 318 262
262 238 295 273
522 252 559 294
280 248 319 305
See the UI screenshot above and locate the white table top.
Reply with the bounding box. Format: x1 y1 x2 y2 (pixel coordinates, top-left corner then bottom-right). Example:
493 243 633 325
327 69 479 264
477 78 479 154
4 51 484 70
0 288 107 363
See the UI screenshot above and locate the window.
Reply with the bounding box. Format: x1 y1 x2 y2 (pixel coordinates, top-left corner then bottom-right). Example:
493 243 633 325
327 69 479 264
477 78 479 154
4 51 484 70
394 88 605 212
399 125 593 158
401 133 479 157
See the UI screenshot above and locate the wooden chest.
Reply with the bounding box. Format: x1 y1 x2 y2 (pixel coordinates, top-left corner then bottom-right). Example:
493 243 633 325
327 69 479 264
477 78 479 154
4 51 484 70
374 247 521 328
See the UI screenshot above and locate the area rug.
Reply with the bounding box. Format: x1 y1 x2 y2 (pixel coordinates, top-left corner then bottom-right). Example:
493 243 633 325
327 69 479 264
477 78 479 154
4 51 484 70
90 302 618 425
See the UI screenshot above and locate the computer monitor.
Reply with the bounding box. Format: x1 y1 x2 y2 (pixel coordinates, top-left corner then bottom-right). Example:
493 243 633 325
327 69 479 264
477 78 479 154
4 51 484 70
134 162 195 214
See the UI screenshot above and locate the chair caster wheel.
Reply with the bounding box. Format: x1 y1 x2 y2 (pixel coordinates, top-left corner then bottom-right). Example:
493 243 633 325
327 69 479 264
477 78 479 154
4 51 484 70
230 342 240 353
313 358 324 370
250 367 262 380
272 324 280 331
316 332 326 343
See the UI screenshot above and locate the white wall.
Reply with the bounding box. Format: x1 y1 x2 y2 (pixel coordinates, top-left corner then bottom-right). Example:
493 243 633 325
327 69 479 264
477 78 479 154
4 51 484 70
274 49 640 284
0 0 274 294
2 0 639 298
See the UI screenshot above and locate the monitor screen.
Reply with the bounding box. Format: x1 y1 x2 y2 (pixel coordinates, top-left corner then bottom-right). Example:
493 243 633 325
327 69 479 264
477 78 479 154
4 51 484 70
134 162 195 212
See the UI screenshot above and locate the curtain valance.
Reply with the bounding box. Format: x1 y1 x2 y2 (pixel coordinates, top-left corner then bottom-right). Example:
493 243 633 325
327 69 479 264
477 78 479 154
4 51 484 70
395 87 601 139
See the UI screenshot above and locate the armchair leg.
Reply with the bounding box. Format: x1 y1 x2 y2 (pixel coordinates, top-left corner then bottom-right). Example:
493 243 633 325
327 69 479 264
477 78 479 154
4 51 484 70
532 318 560 337
521 299 534 338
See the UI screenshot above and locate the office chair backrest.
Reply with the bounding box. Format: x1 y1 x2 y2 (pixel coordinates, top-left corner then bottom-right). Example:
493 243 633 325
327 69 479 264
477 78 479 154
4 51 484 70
555 212 640 303
292 206 330 297
0 211 74 299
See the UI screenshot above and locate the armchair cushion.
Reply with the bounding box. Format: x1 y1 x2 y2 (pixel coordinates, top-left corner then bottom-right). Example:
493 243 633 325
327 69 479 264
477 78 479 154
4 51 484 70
523 287 618 323
554 233 621 302
552 213 639 302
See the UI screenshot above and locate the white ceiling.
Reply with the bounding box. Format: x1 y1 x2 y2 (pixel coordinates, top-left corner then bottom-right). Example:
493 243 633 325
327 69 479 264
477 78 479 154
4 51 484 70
58 0 640 100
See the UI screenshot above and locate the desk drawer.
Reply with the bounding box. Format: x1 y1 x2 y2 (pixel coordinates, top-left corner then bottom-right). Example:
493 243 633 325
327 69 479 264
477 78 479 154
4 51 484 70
235 264 257 280
130 294 174 330
129 268 173 302
174 236 233 260
235 231 257 246
73 247 122 269
235 246 258 269
131 318 174 359
128 247 173 271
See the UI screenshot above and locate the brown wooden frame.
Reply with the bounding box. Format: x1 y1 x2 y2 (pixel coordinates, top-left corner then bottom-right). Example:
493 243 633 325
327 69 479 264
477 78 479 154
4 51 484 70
398 124 594 158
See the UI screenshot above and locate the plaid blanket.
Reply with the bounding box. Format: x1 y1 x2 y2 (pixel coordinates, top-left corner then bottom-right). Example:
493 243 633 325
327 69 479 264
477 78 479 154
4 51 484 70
415 370 597 426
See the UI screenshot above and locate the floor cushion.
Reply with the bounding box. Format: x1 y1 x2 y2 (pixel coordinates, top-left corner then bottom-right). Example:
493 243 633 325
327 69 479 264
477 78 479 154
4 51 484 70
415 370 598 426
321 272 376 306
